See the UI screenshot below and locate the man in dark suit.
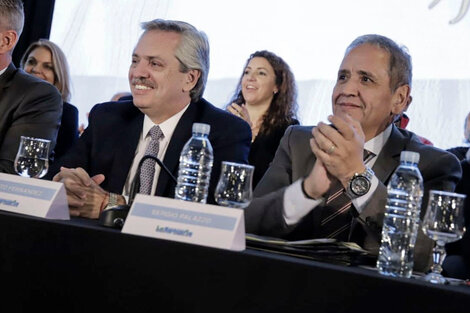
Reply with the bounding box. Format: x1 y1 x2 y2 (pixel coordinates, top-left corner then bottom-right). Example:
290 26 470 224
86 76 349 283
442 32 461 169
245 34 461 272
52 19 251 219
0 0 62 174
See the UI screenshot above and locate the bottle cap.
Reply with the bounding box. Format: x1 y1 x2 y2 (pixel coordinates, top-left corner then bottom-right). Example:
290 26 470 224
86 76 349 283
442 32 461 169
400 151 420 164
192 123 210 135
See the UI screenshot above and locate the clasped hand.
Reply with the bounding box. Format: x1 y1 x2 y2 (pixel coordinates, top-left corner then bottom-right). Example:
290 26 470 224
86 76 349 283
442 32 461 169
53 167 108 219
304 114 366 199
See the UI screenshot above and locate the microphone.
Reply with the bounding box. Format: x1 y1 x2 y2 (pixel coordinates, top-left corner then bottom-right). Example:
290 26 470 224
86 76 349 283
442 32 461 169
99 154 177 229
128 155 177 206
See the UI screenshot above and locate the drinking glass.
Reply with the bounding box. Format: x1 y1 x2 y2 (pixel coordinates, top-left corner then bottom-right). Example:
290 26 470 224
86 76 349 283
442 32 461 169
14 136 51 178
421 190 466 284
214 162 254 209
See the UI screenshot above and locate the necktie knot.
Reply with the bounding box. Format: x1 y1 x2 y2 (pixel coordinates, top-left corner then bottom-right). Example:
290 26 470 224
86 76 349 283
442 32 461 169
148 125 164 142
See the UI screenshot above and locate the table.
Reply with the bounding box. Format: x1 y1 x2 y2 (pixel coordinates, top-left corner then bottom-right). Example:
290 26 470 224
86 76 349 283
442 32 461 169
0 210 469 313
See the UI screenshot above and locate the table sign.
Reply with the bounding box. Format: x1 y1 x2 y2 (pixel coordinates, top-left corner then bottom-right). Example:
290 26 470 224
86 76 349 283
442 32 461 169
122 195 245 251
0 173 69 220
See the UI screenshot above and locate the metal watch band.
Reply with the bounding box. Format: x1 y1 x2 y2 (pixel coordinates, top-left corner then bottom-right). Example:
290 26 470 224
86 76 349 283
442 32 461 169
107 192 120 209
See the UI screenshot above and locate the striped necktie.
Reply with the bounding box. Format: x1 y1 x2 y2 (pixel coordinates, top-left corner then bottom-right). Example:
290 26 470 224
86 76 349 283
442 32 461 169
318 150 374 241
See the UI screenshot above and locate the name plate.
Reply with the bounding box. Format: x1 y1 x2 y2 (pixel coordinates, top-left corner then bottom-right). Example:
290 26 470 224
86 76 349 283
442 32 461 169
0 173 69 220
122 195 245 251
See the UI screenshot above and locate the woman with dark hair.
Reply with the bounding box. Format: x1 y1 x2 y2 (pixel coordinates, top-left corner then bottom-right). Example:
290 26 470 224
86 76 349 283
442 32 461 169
228 50 298 187
21 39 79 159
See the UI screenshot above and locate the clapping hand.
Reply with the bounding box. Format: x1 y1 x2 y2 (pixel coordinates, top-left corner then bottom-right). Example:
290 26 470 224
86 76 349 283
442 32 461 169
227 103 252 127
303 114 366 198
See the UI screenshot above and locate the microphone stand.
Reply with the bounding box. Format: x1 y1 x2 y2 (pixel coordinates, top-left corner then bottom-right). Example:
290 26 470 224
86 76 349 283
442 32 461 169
128 155 177 206
99 154 178 229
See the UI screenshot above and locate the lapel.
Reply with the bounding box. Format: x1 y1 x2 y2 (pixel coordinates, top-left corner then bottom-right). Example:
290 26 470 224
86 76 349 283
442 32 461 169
107 107 144 193
372 125 406 183
155 100 201 196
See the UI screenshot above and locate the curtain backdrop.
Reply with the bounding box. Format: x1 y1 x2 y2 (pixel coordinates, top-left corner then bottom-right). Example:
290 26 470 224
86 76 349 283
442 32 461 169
12 0 56 67
49 0 470 149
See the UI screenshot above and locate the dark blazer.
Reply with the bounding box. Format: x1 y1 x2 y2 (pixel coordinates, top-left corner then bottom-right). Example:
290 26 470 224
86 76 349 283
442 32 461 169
447 146 469 162
51 98 251 204
245 125 462 271
0 63 62 174
54 102 79 160
250 119 299 188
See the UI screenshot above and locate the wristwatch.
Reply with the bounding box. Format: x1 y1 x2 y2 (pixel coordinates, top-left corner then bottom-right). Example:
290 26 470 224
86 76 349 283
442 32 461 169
104 192 121 210
346 167 374 199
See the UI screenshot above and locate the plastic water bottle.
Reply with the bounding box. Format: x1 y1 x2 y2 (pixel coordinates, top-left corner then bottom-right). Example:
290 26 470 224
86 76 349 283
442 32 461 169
174 123 213 203
376 151 424 278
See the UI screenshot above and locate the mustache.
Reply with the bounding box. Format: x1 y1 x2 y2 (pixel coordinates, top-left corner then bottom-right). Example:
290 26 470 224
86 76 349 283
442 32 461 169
131 78 155 88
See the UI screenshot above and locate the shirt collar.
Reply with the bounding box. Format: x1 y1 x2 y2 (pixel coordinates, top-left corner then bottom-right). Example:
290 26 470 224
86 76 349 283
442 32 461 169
0 66 8 77
364 123 393 157
142 103 190 140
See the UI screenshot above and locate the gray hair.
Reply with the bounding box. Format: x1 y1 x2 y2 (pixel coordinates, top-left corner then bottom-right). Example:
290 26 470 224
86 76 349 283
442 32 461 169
141 19 210 102
20 39 72 102
0 0 24 36
346 34 412 92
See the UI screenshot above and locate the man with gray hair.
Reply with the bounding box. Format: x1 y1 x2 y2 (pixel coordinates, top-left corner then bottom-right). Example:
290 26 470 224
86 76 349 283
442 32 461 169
0 0 62 173
245 34 461 272
52 19 251 219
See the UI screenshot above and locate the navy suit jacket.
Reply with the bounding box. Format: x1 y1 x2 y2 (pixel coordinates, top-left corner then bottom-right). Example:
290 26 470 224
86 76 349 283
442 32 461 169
0 63 62 174
51 98 251 204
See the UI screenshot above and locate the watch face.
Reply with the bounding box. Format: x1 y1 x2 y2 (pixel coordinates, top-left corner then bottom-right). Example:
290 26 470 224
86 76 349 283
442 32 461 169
351 176 370 196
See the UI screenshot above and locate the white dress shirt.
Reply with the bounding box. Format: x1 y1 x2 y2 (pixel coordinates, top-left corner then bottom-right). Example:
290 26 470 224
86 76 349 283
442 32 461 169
283 124 393 225
0 66 7 76
122 104 190 196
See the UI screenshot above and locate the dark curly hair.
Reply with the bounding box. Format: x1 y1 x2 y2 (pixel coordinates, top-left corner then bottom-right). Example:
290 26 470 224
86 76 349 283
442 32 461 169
228 50 297 135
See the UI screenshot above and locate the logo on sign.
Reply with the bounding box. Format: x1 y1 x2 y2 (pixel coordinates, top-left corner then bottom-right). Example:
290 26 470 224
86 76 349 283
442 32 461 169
155 225 193 237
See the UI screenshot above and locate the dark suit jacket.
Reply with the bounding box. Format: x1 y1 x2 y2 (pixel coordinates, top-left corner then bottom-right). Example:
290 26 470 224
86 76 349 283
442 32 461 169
54 101 79 160
245 125 462 271
250 119 299 188
447 146 469 162
0 63 62 174
51 98 251 204
445 159 470 278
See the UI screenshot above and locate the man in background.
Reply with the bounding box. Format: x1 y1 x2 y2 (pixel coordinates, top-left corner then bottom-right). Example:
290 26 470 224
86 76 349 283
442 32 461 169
0 0 62 173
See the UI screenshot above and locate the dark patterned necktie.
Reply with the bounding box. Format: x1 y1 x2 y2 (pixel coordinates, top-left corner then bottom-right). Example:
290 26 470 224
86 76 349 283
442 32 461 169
318 150 374 241
139 125 164 195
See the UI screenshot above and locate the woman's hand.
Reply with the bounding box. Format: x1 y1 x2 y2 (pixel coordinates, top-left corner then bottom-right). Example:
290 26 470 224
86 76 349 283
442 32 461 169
227 103 252 127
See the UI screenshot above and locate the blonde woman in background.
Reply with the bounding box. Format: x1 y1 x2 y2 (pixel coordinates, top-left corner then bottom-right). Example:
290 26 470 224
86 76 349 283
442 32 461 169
21 39 78 159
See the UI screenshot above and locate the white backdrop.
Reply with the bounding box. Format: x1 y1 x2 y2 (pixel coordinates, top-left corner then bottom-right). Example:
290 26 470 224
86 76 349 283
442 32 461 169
50 0 470 149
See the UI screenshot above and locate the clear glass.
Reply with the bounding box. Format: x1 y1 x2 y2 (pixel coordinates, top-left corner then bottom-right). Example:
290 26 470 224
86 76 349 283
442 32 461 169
421 190 466 284
14 136 51 178
214 162 254 209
